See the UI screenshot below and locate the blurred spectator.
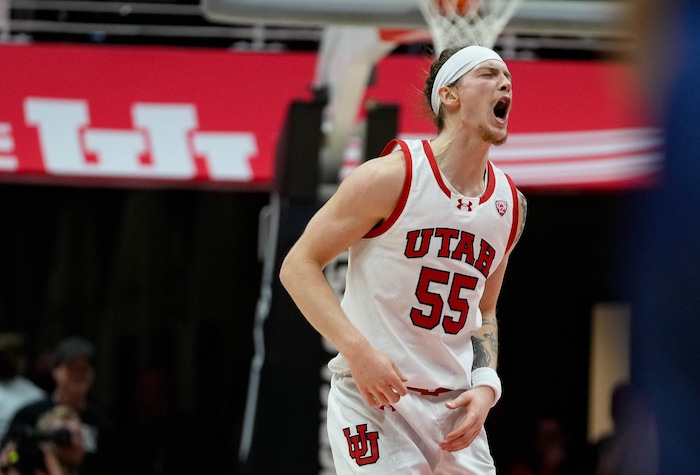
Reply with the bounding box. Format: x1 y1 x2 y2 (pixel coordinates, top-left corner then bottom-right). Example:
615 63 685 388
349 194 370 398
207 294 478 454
507 414 586 475
36 405 87 475
0 333 46 439
5 337 115 475
0 405 85 475
593 383 658 475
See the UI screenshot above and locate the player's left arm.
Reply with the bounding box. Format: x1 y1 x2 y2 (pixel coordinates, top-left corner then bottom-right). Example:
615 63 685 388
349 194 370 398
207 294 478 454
440 190 527 452
473 189 527 376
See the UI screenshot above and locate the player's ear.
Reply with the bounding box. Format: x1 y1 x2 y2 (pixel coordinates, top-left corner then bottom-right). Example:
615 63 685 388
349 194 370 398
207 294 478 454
438 85 459 111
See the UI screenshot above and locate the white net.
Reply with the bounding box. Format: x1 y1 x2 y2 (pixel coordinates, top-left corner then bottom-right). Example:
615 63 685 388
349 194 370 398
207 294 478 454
417 0 524 55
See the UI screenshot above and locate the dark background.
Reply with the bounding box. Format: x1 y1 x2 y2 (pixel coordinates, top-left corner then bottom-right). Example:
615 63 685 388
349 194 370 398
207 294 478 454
0 181 629 472
0 184 269 471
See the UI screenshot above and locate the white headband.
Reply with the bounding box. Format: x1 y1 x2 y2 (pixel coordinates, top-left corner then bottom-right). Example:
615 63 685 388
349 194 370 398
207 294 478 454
430 45 505 115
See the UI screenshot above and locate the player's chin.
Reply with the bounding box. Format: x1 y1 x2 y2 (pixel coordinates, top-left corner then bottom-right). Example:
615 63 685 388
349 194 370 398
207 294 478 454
491 134 508 146
480 126 508 146
490 126 508 145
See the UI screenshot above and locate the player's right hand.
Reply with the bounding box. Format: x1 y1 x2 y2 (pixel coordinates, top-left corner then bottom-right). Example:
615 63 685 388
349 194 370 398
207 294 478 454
347 345 408 407
440 386 494 451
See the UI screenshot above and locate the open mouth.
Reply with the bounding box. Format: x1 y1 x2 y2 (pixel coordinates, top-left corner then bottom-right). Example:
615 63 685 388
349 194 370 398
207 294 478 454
493 97 511 120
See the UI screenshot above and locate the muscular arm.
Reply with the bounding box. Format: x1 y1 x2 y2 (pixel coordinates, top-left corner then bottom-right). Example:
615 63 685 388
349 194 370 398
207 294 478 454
472 189 527 372
441 189 527 452
279 151 409 406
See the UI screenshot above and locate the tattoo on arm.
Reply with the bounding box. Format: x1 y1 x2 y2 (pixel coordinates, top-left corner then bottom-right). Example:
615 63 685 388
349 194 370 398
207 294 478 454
515 190 528 245
472 336 492 368
472 319 498 369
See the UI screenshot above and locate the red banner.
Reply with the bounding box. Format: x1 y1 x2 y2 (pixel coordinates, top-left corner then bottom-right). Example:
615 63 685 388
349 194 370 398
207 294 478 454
0 44 661 190
0 43 317 189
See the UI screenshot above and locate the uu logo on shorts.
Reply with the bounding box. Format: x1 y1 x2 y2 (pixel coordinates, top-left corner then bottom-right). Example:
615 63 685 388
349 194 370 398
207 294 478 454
343 424 380 466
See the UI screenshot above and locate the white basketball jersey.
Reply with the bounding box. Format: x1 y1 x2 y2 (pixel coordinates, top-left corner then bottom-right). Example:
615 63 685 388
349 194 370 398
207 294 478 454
328 139 520 391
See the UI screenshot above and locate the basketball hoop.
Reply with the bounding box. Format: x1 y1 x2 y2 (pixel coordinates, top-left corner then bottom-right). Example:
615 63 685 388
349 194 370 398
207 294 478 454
417 0 524 55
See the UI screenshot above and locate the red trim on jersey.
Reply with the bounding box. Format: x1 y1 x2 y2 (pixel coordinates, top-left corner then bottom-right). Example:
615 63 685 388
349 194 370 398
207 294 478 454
407 386 453 396
505 173 520 253
423 141 497 204
364 140 413 238
422 140 451 197
379 139 402 158
479 162 497 204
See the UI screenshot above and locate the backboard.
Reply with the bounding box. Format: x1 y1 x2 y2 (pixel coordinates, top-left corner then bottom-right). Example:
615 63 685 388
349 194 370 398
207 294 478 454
201 0 628 39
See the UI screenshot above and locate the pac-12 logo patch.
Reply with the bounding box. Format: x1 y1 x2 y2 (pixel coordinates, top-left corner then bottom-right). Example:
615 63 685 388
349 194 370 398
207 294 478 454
343 424 380 466
495 200 508 216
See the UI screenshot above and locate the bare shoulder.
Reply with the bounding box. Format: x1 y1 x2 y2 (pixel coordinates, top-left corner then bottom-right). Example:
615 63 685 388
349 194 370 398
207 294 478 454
342 150 406 189
331 150 407 216
291 150 407 265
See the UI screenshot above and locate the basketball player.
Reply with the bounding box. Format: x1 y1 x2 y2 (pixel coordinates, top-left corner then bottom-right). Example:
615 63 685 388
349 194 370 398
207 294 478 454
280 45 527 474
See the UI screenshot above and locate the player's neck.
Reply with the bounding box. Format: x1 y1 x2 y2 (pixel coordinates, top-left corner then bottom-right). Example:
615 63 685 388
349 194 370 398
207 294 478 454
430 133 489 196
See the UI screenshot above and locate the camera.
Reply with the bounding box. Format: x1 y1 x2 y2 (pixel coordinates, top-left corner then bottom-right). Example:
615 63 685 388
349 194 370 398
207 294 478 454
1 425 72 474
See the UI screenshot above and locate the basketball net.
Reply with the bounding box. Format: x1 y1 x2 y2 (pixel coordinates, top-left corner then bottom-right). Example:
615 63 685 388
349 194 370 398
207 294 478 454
417 0 524 55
